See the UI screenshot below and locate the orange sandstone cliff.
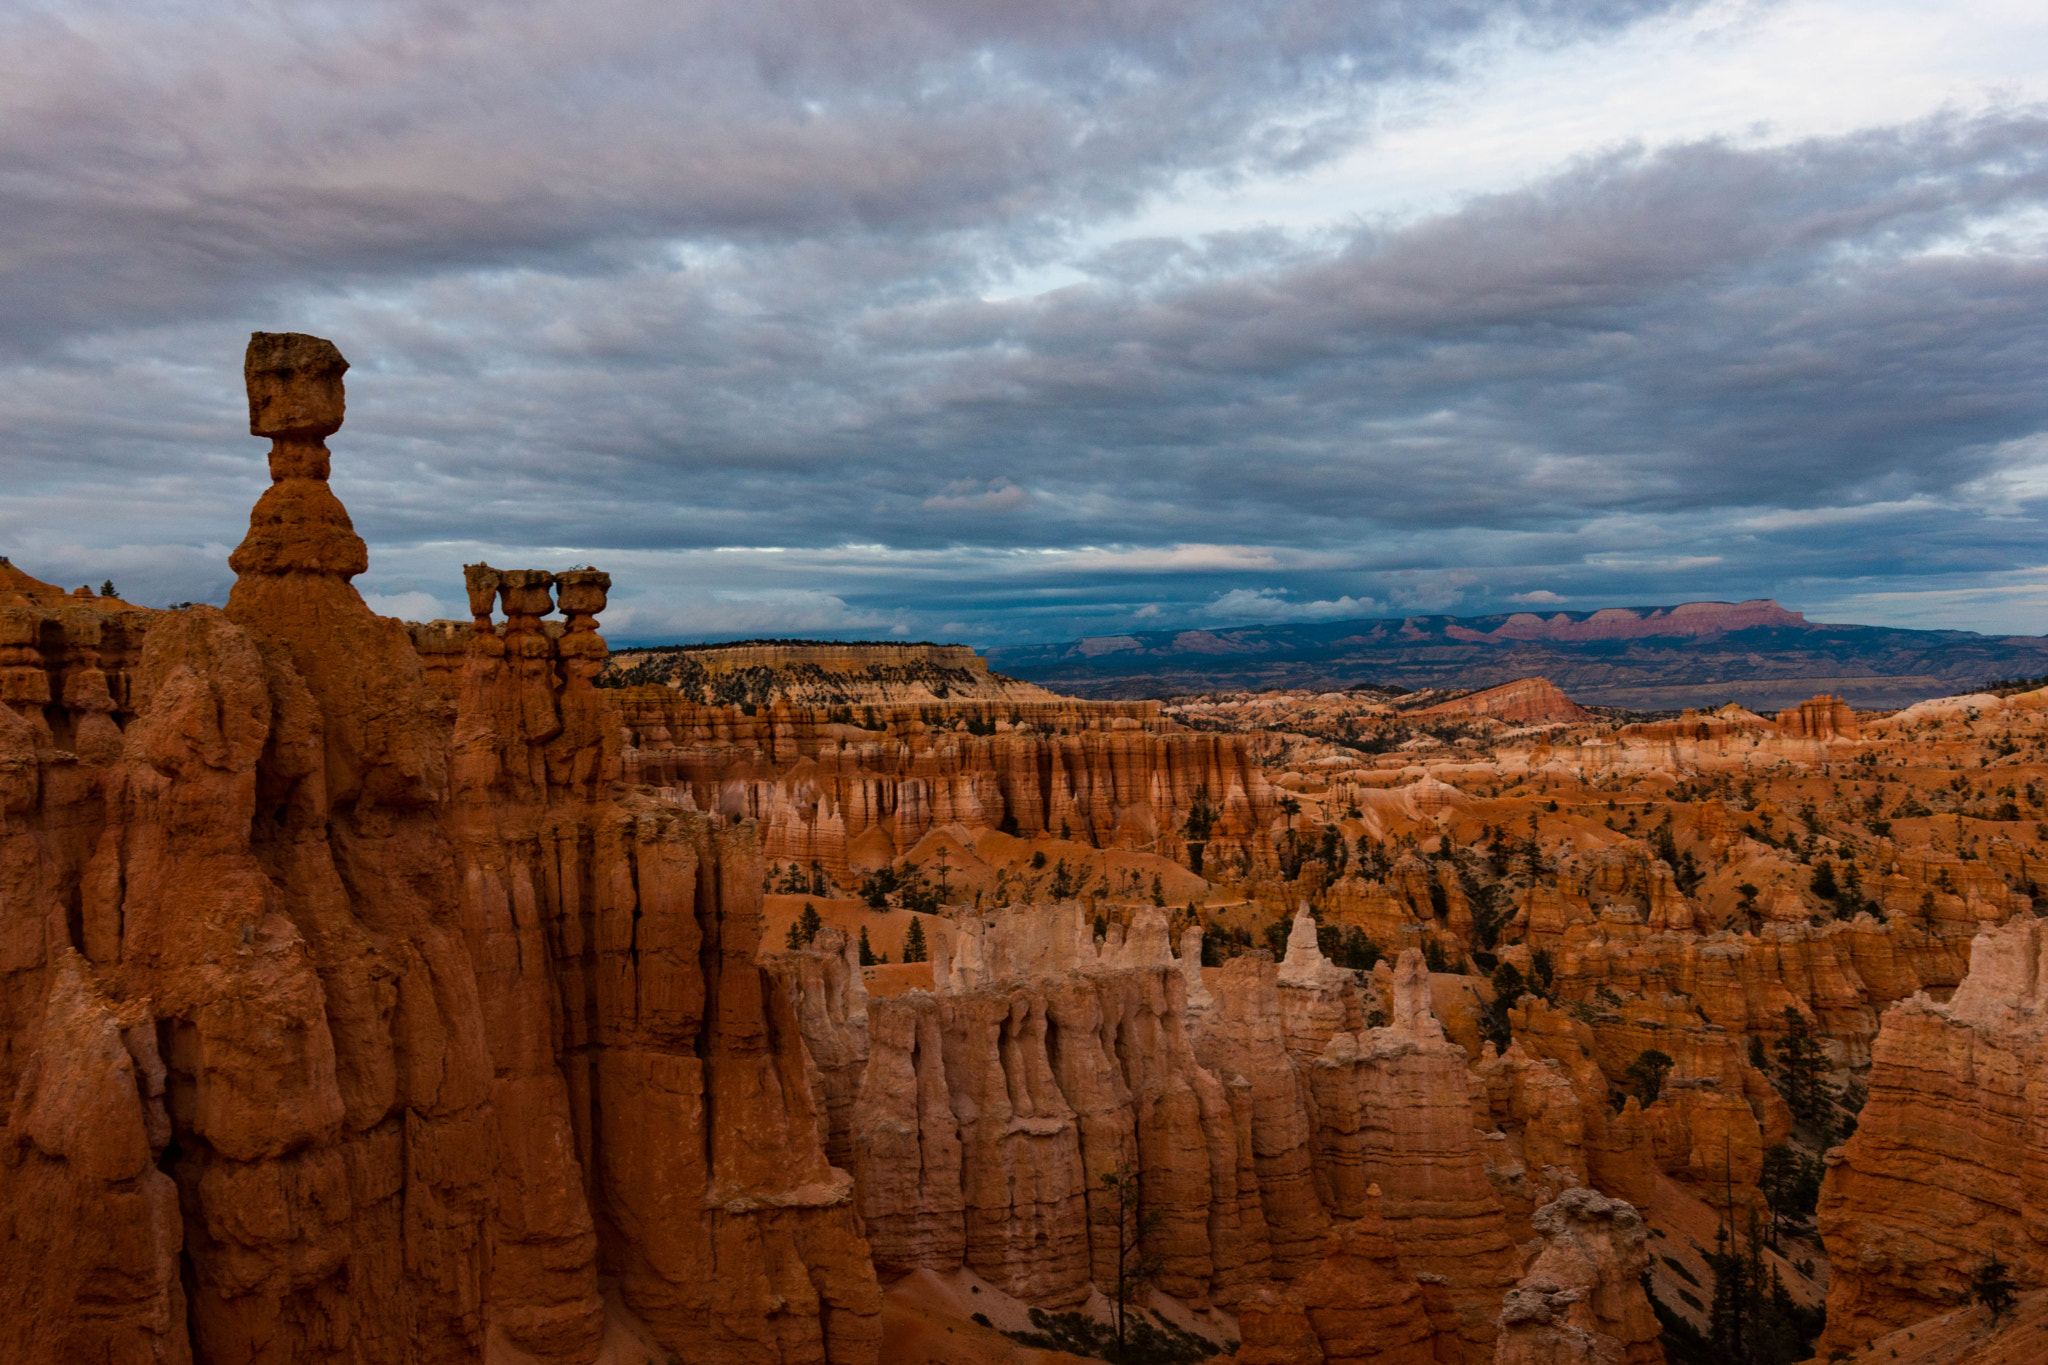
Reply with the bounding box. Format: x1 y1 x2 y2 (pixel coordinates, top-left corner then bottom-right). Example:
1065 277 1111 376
0 334 878 1365
1816 916 2048 1353
610 687 1278 881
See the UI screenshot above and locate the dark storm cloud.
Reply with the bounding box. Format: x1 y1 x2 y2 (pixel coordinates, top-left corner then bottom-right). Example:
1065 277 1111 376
5 0 2048 641
0 0 1688 347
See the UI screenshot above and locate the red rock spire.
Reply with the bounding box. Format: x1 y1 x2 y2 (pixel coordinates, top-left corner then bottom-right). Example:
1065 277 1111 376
227 331 369 579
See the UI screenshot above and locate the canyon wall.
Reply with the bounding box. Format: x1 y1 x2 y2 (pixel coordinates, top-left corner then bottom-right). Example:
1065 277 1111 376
612 688 1279 880
1816 916 2048 1352
600 640 1057 705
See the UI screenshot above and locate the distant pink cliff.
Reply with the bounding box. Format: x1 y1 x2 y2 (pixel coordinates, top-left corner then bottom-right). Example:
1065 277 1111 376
1448 599 1809 644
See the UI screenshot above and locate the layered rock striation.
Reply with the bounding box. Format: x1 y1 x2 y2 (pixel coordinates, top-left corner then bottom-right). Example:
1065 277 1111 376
601 640 1056 706
613 687 1278 879
1816 916 2048 1353
1411 678 1593 726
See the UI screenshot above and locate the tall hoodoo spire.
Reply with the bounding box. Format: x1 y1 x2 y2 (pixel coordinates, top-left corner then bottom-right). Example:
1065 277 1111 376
227 331 368 579
227 330 438 807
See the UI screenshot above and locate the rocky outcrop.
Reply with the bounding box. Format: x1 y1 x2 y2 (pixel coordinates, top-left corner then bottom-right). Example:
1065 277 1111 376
1298 951 1521 1361
768 928 872 1169
1775 694 1859 741
1493 999 1657 1209
614 687 1278 877
602 641 1059 706
853 904 1261 1308
1493 1188 1659 1365
1300 1199 1436 1364
1412 679 1593 726
0 333 879 1365
0 953 188 1364
1237 1283 1328 1365
1816 917 2048 1354
1197 953 1330 1283
837 913 1532 1360
1541 914 1977 1072
1266 1189 1436 1365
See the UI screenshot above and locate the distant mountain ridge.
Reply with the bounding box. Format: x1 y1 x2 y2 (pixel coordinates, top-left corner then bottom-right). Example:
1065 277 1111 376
985 599 2048 711
1451 598 1808 642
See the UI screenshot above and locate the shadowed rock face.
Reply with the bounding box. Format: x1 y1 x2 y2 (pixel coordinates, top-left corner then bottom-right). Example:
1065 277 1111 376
0 334 879 1365
1816 917 2048 1354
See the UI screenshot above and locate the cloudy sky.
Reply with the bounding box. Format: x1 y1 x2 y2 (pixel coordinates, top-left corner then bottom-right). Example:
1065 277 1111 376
5 0 2048 644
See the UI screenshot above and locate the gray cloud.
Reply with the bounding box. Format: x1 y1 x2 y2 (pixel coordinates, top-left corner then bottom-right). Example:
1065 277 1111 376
6 1 2048 643
1 0 1687 345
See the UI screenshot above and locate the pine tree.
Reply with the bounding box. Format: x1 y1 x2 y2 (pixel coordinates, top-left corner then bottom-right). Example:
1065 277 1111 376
1340 926 1380 972
1773 1006 1839 1139
857 925 876 967
99 579 117 598
1698 1197 1828 1363
1971 1254 2018 1321
1263 918 1292 957
1705 1225 1750 1360
1758 1142 1822 1246
785 901 823 949
1182 785 1219 875
1098 1164 1163 1363
902 916 928 964
1809 860 1839 901
1483 961 1527 1052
